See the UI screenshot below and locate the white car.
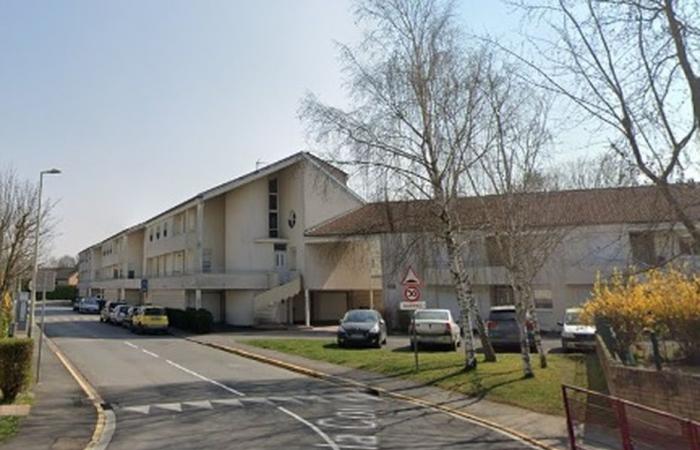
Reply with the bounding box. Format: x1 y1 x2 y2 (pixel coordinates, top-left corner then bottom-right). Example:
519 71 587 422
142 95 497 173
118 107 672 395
409 309 461 350
78 297 100 314
559 307 596 351
110 304 130 325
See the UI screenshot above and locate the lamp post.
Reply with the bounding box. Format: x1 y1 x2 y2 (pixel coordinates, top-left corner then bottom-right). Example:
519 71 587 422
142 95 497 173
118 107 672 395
27 168 61 339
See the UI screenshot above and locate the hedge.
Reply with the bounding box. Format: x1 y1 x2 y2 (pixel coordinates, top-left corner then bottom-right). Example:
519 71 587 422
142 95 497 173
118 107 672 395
0 338 33 404
46 286 78 300
165 308 213 334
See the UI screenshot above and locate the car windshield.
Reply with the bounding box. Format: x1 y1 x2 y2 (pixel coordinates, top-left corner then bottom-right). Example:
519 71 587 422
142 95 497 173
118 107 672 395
414 310 449 321
489 310 516 321
565 311 583 325
343 310 376 323
143 307 165 316
118 306 129 313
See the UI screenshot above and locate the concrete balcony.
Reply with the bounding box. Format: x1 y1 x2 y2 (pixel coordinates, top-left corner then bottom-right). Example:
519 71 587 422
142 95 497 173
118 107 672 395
146 270 281 290
90 278 142 290
145 231 196 256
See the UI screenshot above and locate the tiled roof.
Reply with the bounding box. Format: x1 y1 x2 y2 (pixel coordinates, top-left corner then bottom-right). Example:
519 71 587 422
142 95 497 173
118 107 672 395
305 184 700 236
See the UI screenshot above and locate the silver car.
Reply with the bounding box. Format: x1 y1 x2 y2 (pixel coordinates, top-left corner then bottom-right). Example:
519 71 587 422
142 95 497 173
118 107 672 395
409 309 461 350
78 297 100 314
110 304 131 326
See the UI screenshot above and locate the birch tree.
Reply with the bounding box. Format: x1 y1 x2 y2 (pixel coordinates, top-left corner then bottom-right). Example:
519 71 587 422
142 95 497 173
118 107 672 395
469 66 568 376
301 0 497 369
510 0 700 247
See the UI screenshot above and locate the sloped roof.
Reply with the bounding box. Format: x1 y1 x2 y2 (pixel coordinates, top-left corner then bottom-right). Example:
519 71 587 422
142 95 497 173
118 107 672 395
305 184 700 236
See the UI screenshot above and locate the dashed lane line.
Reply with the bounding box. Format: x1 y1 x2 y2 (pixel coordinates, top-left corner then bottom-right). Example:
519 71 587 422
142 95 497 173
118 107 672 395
142 349 159 358
123 341 137 349
164 358 245 397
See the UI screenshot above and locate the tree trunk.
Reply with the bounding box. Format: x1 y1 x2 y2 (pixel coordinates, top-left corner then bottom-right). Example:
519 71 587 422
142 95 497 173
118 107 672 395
443 228 478 371
470 301 497 362
524 284 547 368
513 284 534 378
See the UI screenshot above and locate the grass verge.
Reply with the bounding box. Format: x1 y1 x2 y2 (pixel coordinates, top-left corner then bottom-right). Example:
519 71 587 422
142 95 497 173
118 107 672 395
244 339 607 416
0 391 34 443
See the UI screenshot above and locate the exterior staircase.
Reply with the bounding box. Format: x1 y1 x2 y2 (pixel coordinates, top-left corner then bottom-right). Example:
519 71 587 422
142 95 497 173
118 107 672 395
253 275 302 325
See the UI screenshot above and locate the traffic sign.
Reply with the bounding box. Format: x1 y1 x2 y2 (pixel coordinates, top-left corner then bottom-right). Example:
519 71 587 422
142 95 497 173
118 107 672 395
401 267 422 286
403 285 421 302
34 269 56 293
400 301 426 310
141 279 149 293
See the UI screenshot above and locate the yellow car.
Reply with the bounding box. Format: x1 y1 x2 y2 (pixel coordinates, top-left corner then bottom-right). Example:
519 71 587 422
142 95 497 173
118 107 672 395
131 306 169 334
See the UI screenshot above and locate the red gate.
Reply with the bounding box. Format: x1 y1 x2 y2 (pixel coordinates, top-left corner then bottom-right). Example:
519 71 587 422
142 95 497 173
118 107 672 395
562 384 700 450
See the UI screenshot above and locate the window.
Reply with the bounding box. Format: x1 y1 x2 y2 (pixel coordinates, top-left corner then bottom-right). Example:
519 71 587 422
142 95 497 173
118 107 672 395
274 243 287 269
679 237 695 255
491 285 514 306
268 178 279 238
630 232 656 265
149 229 153 242
163 222 168 238
202 248 212 273
534 297 553 309
485 237 508 266
156 225 161 240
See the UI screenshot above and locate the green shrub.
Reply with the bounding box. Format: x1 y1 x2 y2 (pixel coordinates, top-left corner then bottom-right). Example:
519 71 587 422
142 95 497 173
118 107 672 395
165 307 212 334
0 339 33 404
46 286 77 300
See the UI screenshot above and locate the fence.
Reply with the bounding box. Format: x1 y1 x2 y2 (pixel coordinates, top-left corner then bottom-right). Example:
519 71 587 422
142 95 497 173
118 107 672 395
562 384 700 450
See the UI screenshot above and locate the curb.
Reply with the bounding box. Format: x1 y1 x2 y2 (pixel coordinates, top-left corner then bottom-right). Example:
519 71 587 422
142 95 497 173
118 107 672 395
185 337 559 450
44 336 115 450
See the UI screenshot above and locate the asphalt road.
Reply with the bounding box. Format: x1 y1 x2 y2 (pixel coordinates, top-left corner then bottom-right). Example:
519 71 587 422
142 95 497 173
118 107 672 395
44 307 535 450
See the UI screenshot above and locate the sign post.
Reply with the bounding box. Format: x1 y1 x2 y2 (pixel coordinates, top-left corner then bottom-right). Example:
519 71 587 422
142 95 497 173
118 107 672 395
35 269 56 383
400 267 423 371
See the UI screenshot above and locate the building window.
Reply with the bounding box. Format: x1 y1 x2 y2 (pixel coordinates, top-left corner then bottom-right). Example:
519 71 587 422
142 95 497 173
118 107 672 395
202 248 212 273
149 229 153 242
491 285 514 306
274 243 287 269
156 225 161 240
163 222 168 238
268 178 279 238
630 232 656 265
485 236 508 266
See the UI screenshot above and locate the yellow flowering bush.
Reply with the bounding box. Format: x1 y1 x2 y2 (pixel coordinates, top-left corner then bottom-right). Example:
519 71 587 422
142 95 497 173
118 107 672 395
583 267 700 362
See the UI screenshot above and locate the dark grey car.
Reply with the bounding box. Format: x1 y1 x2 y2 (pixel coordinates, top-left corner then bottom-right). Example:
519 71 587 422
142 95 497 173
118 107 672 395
337 309 387 348
486 306 536 351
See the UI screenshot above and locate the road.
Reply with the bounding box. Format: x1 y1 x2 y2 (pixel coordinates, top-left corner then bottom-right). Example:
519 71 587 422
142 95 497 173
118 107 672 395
44 307 535 450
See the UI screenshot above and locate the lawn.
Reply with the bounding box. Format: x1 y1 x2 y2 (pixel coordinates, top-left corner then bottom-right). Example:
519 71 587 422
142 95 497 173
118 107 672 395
0 391 33 443
244 339 607 416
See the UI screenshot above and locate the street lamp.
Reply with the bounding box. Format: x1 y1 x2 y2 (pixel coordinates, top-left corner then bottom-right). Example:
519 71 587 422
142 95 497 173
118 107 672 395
27 168 61 339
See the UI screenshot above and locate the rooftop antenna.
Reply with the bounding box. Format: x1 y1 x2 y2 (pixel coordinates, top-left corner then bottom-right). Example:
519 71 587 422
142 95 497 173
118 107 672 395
255 159 268 170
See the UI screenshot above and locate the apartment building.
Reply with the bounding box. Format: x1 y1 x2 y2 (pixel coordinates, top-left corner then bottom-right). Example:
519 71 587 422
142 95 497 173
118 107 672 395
78 152 382 326
307 185 700 331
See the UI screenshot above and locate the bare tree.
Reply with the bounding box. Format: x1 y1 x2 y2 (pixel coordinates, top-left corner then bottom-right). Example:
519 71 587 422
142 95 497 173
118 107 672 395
0 169 54 336
301 0 498 369
468 66 569 376
508 0 700 248
557 151 640 190
47 254 77 269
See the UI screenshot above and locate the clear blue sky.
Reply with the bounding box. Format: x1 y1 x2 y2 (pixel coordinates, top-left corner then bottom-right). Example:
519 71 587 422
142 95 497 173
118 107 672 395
1 1 520 258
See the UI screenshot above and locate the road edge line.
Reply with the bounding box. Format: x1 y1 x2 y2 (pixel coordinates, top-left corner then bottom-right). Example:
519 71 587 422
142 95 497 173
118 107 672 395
184 337 558 450
44 336 115 450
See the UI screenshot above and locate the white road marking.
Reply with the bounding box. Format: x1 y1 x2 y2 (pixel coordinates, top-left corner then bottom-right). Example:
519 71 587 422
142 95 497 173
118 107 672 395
124 341 138 349
142 349 159 358
211 398 243 407
153 402 182 412
122 405 150 415
164 359 245 397
183 400 213 409
277 406 340 450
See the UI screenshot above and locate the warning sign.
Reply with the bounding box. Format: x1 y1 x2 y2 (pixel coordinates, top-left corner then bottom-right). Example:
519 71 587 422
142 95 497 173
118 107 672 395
401 267 422 287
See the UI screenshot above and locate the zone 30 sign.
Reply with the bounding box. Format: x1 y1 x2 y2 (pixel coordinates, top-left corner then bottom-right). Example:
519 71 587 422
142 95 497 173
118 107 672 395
400 267 426 310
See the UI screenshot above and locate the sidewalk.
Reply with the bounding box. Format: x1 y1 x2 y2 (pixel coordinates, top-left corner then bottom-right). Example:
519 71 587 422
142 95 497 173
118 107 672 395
184 330 570 450
2 334 95 450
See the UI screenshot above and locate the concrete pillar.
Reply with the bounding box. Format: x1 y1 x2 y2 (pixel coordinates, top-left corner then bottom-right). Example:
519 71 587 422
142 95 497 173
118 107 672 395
304 289 311 327
119 288 126 300
195 200 204 273
369 288 374 310
195 289 202 310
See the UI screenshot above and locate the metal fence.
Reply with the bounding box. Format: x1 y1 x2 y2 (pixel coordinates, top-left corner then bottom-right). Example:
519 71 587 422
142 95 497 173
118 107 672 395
562 384 700 450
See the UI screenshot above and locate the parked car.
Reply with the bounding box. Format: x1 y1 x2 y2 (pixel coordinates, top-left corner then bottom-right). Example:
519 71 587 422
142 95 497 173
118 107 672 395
123 306 140 329
337 309 387 348
110 304 131 326
558 307 596 352
100 300 126 323
409 309 461 350
131 306 169 334
72 297 83 312
78 297 101 314
486 306 535 351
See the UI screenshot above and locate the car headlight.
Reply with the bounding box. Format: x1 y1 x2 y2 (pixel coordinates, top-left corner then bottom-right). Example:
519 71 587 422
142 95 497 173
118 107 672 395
370 323 380 334
337 326 346 334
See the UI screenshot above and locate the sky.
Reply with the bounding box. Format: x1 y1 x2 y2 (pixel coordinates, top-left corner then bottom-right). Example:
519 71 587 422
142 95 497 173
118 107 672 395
0 1 522 259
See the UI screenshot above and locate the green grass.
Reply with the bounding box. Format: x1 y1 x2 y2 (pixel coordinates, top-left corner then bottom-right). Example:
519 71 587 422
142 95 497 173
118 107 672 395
0 384 35 443
244 339 607 416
